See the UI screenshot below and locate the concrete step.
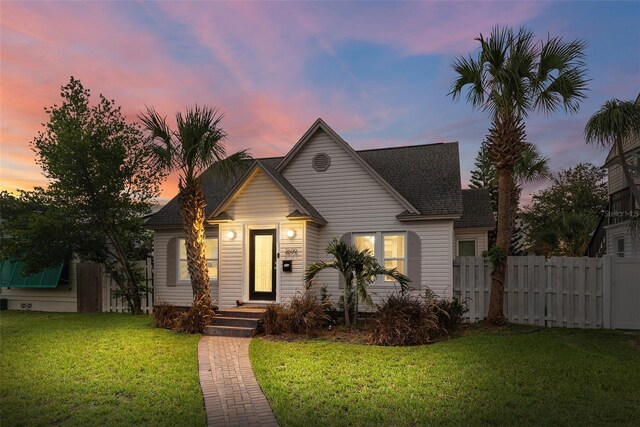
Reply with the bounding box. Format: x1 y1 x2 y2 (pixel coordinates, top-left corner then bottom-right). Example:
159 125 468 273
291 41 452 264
212 316 260 328
217 308 267 319
204 325 254 338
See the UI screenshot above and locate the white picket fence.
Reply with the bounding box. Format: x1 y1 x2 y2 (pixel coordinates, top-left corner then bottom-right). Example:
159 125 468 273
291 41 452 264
454 256 640 329
101 258 154 313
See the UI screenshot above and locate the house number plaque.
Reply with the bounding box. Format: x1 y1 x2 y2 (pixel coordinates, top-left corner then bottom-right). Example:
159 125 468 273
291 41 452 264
284 248 298 255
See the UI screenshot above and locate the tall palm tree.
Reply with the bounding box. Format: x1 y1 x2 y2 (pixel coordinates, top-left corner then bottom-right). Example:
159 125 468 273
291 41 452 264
585 98 640 208
304 237 409 326
140 106 250 307
450 26 588 323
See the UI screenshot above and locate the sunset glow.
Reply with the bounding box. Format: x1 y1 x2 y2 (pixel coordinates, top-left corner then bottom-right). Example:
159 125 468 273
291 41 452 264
1 1 639 206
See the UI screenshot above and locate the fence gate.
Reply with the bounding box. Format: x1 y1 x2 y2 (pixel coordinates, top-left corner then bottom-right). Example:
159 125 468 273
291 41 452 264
611 257 640 329
76 262 103 313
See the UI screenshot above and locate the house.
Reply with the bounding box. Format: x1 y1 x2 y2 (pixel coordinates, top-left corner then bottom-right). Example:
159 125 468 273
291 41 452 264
588 97 640 258
145 119 494 308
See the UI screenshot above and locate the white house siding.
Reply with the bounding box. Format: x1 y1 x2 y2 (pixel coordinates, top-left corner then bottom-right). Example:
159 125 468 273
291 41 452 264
605 222 640 258
607 137 640 194
0 261 77 312
218 169 301 307
454 228 489 256
281 129 454 299
153 226 219 307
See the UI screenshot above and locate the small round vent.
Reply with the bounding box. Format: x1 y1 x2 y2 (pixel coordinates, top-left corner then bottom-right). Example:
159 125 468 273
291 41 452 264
312 152 331 172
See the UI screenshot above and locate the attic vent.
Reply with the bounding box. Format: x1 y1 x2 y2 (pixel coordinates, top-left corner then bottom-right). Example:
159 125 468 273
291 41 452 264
312 152 331 172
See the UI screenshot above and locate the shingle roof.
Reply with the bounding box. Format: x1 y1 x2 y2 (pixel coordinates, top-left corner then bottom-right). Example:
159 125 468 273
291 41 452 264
358 143 463 217
454 189 496 229
146 134 476 227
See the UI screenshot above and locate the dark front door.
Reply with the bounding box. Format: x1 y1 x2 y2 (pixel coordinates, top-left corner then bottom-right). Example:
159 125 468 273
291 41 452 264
249 229 276 301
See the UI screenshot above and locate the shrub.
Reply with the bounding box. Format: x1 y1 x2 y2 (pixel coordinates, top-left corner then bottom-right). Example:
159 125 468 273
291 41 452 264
152 303 185 329
282 293 333 336
174 297 216 334
260 304 286 335
432 297 468 334
369 293 440 346
259 293 333 336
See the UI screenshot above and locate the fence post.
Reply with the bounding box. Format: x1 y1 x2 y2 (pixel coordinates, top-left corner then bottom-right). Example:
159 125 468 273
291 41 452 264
602 255 612 329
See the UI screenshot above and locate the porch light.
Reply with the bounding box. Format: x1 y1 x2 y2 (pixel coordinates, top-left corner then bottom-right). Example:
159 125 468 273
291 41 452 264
226 230 236 240
286 229 296 238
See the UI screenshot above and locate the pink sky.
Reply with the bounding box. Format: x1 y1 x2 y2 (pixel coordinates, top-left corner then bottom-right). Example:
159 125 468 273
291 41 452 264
1 1 638 207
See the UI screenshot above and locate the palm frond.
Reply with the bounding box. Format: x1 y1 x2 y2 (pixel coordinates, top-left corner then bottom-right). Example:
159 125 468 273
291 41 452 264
304 260 336 284
138 107 175 172
585 99 640 147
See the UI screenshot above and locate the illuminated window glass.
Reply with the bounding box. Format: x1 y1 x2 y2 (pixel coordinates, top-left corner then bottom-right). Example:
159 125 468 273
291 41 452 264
178 238 218 281
383 233 405 281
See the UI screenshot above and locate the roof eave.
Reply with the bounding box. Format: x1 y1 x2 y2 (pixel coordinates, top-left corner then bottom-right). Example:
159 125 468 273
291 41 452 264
397 213 462 221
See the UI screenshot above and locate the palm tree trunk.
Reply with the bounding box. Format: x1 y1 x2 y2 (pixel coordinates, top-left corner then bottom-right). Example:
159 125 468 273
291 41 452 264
488 167 513 323
343 279 351 326
179 183 212 307
616 137 640 207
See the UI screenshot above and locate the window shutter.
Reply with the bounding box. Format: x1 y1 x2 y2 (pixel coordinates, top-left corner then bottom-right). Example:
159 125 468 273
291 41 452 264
338 232 351 290
167 237 177 287
407 231 421 290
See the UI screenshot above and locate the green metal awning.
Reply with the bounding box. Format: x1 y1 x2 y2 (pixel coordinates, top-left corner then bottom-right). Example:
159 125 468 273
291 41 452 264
0 259 64 288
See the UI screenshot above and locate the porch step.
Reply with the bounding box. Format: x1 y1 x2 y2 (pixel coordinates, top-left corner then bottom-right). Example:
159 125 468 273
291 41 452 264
204 325 254 338
217 308 267 319
213 316 260 328
204 307 268 337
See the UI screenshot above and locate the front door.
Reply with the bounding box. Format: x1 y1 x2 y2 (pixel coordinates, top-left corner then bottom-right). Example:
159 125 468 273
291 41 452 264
249 229 276 301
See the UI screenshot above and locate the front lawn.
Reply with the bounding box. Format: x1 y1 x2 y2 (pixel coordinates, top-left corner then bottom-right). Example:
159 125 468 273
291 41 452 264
251 325 640 426
0 311 205 426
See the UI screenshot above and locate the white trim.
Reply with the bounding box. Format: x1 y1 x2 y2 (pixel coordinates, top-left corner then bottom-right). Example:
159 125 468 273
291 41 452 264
352 230 408 285
243 224 280 303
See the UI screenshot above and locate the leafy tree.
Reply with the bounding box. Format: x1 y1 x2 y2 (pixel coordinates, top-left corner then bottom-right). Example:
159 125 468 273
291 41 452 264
523 163 607 256
139 106 250 310
0 77 162 314
450 26 588 323
304 238 409 327
469 140 551 254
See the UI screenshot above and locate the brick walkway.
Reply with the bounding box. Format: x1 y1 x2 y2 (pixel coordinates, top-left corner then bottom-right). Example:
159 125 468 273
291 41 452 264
198 336 279 427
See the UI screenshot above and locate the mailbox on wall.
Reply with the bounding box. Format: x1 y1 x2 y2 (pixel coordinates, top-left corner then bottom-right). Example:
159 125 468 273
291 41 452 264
282 260 293 272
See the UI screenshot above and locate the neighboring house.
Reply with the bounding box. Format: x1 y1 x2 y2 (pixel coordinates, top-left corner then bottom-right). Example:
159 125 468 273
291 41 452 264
145 119 494 308
0 259 76 312
588 106 640 258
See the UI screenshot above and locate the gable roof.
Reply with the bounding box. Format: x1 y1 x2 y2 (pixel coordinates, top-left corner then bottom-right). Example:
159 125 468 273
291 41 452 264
145 119 469 227
454 189 496 229
278 118 420 214
211 160 326 225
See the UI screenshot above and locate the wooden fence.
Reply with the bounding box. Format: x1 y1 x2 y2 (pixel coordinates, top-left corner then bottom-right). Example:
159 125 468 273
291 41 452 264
100 258 154 313
454 256 638 329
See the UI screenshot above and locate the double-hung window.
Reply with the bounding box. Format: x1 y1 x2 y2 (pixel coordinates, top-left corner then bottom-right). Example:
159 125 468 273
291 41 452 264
353 232 406 282
383 233 405 281
178 238 219 282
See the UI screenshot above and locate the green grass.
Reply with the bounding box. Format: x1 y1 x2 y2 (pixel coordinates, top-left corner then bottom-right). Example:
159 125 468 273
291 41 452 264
251 325 640 426
0 311 206 427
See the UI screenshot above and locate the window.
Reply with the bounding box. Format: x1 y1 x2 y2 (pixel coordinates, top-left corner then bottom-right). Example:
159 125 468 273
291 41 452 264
383 234 405 281
178 238 218 281
353 233 375 255
616 238 625 258
458 240 476 256
353 232 406 283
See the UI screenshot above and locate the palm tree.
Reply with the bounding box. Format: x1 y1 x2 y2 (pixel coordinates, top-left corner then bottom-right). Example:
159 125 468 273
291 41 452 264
450 26 588 323
585 98 640 208
304 238 409 326
352 248 409 325
140 106 250 307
